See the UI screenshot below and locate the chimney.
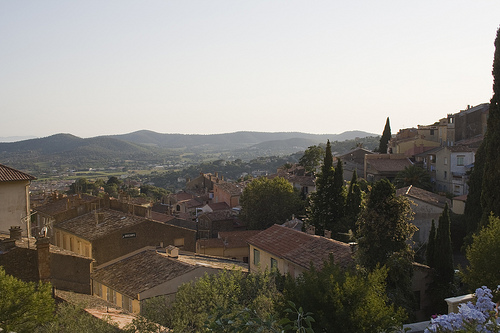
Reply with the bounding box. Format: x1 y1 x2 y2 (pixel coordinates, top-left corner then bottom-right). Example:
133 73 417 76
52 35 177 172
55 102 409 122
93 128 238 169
9 226 22 240
306 225 315 235
166 245 179 258
324 230 332 239
96 212 105 225
36 237 51 283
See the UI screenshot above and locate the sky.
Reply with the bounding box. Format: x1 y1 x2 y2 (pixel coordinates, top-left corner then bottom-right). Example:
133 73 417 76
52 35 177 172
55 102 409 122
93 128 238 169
1 1 499 139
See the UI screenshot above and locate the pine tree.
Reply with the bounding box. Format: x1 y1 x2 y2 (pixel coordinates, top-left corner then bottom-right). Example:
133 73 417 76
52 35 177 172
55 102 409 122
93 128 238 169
378 117 392 153
480 27 500 224
434 204 454 285
426 220 436 268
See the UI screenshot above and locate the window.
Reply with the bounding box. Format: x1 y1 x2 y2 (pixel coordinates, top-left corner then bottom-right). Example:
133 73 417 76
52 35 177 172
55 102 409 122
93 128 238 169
253 249 260 265
430 129 435 135
93 280 102 297
444 157 448 165
271 258 278 270
457 155 465 166
444 171 447 179
107 288 116 304
174 238 184 247
122 295 133 312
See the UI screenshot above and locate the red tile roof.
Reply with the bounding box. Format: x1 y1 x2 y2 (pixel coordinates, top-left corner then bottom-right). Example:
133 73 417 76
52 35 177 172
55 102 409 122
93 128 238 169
247 224 353 269
0 164 36 182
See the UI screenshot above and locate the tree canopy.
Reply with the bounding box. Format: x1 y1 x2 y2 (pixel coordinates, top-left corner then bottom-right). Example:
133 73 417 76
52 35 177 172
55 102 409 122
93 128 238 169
299 145 325 174
0 267 55 333
393 165 432 191
378 117 392 153
240 176 304 230
462 215 500 292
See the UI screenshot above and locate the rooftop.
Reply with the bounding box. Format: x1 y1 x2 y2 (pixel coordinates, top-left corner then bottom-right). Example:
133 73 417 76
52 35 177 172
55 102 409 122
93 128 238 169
247 224 353 269
0 163 36 182
396 185 450 208
91 248 247 298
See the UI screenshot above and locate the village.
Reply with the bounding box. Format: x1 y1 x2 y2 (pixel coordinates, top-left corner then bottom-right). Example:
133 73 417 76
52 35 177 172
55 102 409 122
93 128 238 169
0 100 497 332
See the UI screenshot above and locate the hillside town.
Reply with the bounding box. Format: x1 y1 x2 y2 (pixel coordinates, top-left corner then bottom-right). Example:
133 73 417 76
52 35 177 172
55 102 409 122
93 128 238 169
2 94 500 332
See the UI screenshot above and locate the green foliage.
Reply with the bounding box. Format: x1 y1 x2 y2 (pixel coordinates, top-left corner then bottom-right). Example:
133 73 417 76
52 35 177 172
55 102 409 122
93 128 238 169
434 204 454 285
308 141 347 237
36 303 119 333
139 184 170 201
480 27 500 225
164 269 283 333
356 179 417 314
462 215 500 292
68 177 103 196
426 220 436 267
393 165 432 191
282 258 406 333
0 267 55 333
356 179 416 270
378 117 392 153
240 177 304 230
299 145 325 174
344 170 363 232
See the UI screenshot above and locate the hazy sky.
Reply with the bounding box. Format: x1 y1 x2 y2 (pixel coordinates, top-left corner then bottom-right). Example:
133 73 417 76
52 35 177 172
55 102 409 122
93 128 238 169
1 1 499 139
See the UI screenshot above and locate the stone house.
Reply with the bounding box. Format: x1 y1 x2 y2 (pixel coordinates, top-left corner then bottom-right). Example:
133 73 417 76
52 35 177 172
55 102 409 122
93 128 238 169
396 185 450 244
197 210 245 239
213 182 243 208
53 206 196 266
90 246 247 314
247 224 353 278
335 147 374 182
433 146 475 195
0 230 93 294
196 230 261 262
364 154 413 182
0 163 36 236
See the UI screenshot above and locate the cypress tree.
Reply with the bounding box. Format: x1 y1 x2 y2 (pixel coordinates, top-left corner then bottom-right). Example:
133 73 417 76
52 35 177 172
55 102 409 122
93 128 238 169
326 158 346 236
378 117 392 153
426 220 436 268
308 140 335 234
345 170 362 231
480 27 500 224
434 204 454 285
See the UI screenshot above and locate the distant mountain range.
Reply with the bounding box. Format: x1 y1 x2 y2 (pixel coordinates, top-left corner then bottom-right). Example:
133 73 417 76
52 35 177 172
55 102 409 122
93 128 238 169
0 130 378 171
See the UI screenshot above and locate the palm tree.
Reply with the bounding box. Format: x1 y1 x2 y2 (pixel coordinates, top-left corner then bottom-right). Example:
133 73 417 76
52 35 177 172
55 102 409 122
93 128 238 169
394 164 432 191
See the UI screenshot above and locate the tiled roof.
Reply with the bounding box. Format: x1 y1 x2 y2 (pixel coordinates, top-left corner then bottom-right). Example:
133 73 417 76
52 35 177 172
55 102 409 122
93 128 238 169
91 249 248 298
396 185 450 208
453 194 467 202
217 230 262 248
91 249 196 297
208 202 230 211
215 182 244 196
0 164 36 182
55 209 150 241
446 145 476 153
200 210 238 222
247 224 353 269
36 194 99 216
367 158 412 172
150 212 197 230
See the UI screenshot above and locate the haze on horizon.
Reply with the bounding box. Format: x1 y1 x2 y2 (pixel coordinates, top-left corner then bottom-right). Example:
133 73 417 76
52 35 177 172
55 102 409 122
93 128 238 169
1 1 499 139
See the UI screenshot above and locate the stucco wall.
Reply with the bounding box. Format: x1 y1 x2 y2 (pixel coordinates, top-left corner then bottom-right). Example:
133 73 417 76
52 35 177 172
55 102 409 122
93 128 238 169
0 180 30 235
407 198 444 244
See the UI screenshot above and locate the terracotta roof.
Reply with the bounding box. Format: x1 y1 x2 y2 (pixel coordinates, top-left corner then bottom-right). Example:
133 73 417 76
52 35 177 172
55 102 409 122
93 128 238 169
446 145 477 153
150 212 197 230
0 164 36 182
214 182 244 196
453 194 467 202
199 210 238 222
91 249 196 298
367 158 412 172
55 209 151 241
91 249 247 298
208 202 230 211
36 194 99 216
217 230 262 248
396 185 450 208
247 224 353 269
